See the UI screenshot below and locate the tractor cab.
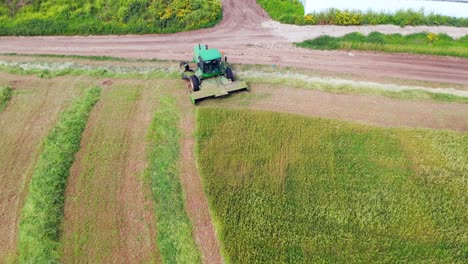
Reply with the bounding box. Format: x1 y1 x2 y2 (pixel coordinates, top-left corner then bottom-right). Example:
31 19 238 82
194 45 224 77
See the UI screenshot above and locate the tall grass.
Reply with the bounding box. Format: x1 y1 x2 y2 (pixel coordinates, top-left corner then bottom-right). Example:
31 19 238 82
0 86 12 111
146 96 201 264
257 1 468 27
18 87 101 263
296 32 468 58
196 108 467 263
0 0 222 36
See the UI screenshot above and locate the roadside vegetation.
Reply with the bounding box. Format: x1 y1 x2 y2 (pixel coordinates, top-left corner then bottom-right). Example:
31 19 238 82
296 32 468 58
0 86 12 111
0 0 222 36
18 87 101 263
257 0 468 26
146 96 201 264
197 108 467 263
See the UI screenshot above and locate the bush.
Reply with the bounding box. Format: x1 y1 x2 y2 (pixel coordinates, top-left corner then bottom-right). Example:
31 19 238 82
0 86 12 111
18 87 101 263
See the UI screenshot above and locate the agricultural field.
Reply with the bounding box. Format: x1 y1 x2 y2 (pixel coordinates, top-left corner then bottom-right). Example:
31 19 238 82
0 0 222 35
0 54 466 263
196 108 467 263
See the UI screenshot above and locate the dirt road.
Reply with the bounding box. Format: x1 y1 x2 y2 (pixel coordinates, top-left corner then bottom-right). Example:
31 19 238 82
1 0 468 85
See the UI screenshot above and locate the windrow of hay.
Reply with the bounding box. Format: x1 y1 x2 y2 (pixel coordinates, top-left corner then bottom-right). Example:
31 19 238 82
18 87 101 263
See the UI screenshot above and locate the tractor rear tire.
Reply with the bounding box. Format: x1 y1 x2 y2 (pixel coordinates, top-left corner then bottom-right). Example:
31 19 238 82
190 75 200 92
226 67 234 81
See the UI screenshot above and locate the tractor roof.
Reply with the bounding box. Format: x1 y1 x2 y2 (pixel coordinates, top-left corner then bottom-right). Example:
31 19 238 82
200 49 222 61
194 44 222 61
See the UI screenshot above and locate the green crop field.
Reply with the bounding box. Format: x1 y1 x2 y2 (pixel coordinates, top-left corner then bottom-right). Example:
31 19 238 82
0 0 222 36
196 108 467 263
296 32 468 58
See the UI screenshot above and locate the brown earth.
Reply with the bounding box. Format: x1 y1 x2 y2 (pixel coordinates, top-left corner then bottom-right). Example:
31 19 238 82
60 81 161 263
178 97 224 264
0 74 83 262
1 0 468 86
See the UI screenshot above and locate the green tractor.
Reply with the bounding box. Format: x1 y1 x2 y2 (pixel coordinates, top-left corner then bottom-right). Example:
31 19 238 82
180 44 249 104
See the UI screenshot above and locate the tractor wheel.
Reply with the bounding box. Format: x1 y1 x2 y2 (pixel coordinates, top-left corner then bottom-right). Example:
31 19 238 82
180 61 190 71
190 75 200 92
226 67 234 81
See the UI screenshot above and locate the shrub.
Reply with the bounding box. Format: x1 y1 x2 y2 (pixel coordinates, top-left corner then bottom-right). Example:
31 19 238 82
0 86 12 111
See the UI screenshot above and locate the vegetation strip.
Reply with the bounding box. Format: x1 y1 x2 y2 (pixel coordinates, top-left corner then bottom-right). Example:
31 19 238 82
0 0 222 36
18 87 101 263
257 0 468 26
296 32 468 58
197 108 467 263
241 72 468 103
0 86 12 111
146 96 201 264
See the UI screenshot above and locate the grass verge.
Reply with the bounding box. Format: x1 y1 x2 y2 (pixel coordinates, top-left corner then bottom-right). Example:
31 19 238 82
197 108 467 263
296 32 468 58
18 87 101 263
257 1 468 26
0 86 12 111
146 96 201 264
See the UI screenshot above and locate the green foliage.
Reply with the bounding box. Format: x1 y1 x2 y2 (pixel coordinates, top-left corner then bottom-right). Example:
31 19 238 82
0 86 12 111
196 108 468 263
18 87 101 263
257 0 304 24
257 1 468 27
146 96 201 264
296 32 468 58
0 0 222 36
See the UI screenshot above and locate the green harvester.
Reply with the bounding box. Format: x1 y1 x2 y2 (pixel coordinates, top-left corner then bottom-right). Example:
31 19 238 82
180 44 249 104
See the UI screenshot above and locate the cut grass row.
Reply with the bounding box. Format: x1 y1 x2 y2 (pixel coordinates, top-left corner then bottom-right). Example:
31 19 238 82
241 74 468 104
0 77 85 263
146 96 201 264
196 108 467 263
18 87 101 263
296 32 468 58
1 58 466 105
59 83 161 263
0 86 12 111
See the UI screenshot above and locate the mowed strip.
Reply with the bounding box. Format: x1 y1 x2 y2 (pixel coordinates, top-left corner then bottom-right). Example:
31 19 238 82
0 74 84 262
60 81 162 263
